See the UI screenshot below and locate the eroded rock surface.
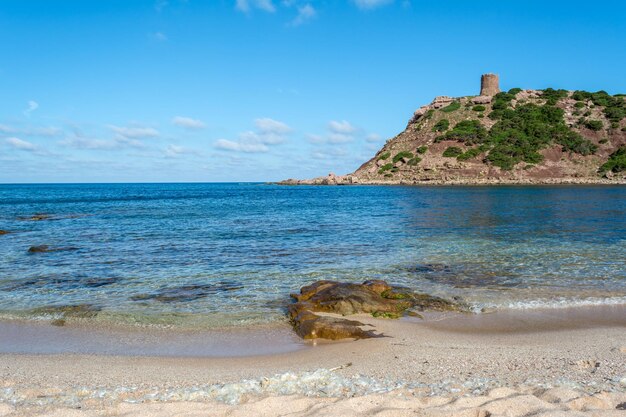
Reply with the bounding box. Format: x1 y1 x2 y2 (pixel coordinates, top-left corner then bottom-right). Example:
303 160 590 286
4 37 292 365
288 280 464 340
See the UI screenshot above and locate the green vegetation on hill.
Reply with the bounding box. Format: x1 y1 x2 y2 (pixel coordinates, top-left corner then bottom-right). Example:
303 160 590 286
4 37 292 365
436 120 487 144
599 146 626 174
432 119 449 132
572 90 626 123
435 92 599 170
393 151 414 163
378 151 391 160
442 146 463 157
584 119 604 131
378 163 393 174
541 88 568 105
441 101 461 113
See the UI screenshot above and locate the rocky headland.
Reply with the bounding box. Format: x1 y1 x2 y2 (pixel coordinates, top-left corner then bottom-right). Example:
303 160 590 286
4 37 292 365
281 74 626 185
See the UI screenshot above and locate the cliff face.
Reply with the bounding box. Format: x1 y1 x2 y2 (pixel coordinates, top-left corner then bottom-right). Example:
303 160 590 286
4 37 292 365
282 80 626 185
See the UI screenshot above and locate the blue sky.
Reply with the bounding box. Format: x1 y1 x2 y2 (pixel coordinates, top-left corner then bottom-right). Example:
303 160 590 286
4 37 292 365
1 0 625 183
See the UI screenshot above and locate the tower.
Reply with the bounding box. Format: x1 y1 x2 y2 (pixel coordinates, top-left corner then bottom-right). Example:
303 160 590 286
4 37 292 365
480 73 500 96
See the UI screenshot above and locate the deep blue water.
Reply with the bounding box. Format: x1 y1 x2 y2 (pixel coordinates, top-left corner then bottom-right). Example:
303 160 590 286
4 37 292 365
0 183 625 327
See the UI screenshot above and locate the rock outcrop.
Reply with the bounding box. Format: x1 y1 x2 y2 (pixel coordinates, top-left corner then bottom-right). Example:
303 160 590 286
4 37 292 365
288 280 464 340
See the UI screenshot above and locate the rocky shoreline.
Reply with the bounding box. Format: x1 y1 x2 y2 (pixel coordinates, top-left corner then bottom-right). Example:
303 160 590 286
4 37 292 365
278 173 626 186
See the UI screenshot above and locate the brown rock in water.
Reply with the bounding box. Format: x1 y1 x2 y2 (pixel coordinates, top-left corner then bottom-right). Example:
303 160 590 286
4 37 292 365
27 245 78 253
23 213 53 221
0 230 9 235
288 280 464 340
28 245 51 253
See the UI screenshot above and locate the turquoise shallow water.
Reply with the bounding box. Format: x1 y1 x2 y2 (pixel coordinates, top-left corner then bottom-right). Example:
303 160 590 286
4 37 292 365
0 183 625 327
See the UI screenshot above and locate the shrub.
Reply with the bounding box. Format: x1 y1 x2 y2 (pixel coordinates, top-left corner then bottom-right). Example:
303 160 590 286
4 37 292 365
457 147 482 161
557 131 597 155
508 88 522 95
378 151 391 160
438 120 488 144
378 163 393 174
441 101 461 113
489 91 517 118
416 145 428 154
599 138 608 144
472 105 486 112
432 119 450 132
443 146 463 157
572 90 626 122
599 146 626 173
584 120 603 131
424 109 435 119
393 151 414 163
541 88 568 106
407 156 422 166
574 102 585 108
390 167 399 173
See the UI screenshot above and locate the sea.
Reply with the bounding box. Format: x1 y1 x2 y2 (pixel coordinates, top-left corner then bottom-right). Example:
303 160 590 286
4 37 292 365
0 183 625 329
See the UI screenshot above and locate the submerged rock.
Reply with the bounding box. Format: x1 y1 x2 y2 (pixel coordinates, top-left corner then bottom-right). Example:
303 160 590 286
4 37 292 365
130 281 244 303
1 276 120 292
27 245 78 253
0 230 9 235
289 280 465 340
20 213 53 221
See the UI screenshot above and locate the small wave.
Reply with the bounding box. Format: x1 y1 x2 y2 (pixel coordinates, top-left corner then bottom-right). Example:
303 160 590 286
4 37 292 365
474 296 626 312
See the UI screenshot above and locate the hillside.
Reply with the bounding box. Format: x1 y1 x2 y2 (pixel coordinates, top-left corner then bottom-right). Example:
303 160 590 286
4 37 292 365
282 75 626 185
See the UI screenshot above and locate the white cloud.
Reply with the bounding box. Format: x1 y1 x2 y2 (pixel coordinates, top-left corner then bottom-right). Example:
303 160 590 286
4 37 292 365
172 116 206 130
328 120 357 134
153 32 168 41
305 133 325 144
311 147 348 160
164 144 197 157
59 136 118 150
215 139 269 153
0 124 16 134
109 125 159 139
328 133 354 144
155 0 168 12
60 127 146 150
255 117 291 135
365 133 382 142
290 3 316 26
236 0 275 13
24 100 39 116
6 137 37 151
25 127 63 137
352 0 394 9
214 117 290 153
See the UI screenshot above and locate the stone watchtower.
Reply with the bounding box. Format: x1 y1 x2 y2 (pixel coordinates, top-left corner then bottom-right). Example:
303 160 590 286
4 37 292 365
480 73 500 96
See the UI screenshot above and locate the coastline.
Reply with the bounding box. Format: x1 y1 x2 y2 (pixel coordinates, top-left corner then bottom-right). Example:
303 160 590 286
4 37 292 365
2 305 625 416
277 177 626 186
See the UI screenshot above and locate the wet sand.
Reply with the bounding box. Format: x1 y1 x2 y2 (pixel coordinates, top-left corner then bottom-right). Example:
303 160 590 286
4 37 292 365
1 305 625 416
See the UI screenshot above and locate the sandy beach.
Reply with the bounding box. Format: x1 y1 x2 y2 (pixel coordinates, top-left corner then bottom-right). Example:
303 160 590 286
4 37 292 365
1 305 625 416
